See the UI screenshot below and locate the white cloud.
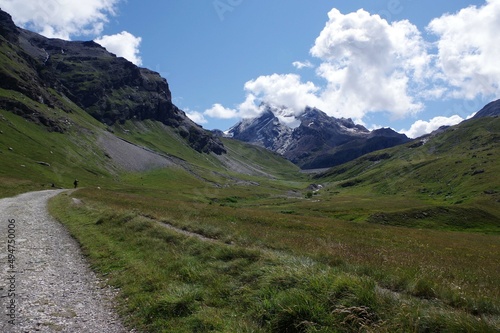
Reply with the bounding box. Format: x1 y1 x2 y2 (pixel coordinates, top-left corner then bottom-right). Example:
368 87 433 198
466 112 476 120
243 74 321 117
292 60 313 69
311 9 430 119
204 103 239 119
427 0 500 99
0 0 119 40
211 4 500 127
203 95 264 121
210 9 434 123
185 110 207 125
237 94 262 118
95 31 143 66
401 115 464 139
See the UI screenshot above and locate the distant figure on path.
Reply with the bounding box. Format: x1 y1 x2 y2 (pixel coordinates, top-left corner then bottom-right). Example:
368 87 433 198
73 179 79 188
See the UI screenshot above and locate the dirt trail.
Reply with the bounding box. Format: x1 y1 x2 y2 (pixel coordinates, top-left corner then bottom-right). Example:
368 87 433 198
0 190 129 333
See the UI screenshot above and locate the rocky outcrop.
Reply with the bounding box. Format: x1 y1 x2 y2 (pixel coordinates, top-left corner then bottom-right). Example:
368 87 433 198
0 8 225 154
228 107 293 154
0 9 18 42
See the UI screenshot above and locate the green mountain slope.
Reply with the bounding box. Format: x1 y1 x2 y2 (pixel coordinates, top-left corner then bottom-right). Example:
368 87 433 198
0 89 110 195
314 116 500 231
0 8 302 197
0 96 302 197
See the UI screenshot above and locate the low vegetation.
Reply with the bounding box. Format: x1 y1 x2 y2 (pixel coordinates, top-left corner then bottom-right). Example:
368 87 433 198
48 167 500 332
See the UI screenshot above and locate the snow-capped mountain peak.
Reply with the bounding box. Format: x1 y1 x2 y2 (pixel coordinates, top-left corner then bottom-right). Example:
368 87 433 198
226 104 410 169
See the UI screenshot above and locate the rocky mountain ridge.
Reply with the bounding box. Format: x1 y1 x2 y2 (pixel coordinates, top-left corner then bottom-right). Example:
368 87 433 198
227 104 410 169
0 8 225 154
473 99 500 119
227 107 293 155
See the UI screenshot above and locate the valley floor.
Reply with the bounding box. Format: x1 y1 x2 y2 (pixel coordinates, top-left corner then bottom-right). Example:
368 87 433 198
47 186 500 332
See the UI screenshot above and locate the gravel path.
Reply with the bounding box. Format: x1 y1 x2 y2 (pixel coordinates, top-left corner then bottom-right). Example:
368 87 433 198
0 190 130 333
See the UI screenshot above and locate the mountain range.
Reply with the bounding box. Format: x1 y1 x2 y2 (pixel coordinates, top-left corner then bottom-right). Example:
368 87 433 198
227 104 410 169
0 5 499 186
0 7 306 193
3 6 498 173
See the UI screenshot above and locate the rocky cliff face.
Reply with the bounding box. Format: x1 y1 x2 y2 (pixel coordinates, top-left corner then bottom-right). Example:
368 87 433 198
228 106 293 154
228 105 410 169
0 9 225 154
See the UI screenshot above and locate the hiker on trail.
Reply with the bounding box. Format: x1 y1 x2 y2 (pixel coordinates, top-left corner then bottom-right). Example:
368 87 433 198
73 179 79 188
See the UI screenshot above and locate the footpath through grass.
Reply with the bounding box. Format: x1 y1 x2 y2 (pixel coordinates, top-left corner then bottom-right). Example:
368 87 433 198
49 186 500 332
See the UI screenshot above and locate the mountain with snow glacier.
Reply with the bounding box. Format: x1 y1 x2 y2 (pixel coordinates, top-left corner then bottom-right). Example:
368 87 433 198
227 104 411 169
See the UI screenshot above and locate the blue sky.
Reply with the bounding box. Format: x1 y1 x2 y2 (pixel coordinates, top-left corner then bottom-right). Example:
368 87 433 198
1 0 499 137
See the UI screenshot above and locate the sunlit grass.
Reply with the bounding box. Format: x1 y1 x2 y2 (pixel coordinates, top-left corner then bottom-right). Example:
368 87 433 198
49 185 500 332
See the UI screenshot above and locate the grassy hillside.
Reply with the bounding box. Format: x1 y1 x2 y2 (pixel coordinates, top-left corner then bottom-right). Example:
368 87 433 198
0 90 114 197
314 116 500 231
0 24 117 196
109 120 301 177
0 81 302 199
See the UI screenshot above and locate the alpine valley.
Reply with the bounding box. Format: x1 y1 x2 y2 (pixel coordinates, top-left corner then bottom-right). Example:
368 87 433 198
1 8 499 333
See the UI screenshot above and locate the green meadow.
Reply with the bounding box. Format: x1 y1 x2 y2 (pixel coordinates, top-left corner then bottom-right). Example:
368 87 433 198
48 175 499 332
2 101 499 332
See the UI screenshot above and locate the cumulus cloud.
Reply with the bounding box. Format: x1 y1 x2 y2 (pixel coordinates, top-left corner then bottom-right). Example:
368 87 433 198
427 0 500 99
95 31 143 66
310 9 430 119
292 60 314 69
237 94 262 118
205 104 239 119
243 74 321 116
401 115 464 139
185 110 208 125
210 3 500 130
0 0 119 39
211 9 432 123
